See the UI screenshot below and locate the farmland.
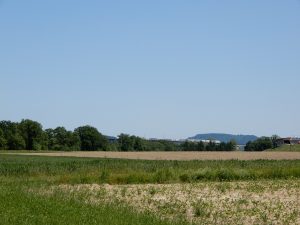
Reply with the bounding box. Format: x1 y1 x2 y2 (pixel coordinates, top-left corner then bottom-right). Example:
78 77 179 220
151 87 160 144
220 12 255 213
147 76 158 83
4 150 300 160
0 154 300 224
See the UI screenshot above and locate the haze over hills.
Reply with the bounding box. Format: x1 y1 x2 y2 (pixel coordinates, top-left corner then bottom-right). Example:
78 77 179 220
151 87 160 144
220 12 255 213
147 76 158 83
189 133 258 145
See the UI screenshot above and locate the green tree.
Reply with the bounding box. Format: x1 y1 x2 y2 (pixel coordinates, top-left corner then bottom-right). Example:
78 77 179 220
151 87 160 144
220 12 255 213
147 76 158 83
271 135 280 148
245 141 255 151
45 128 56 150
181 141 197 151
143 140 165 151
245 137 272 151
75 126 108 151
206 141 218 151
133 137 145 151
46 127 80 150
0 128 7 150
118 134 135 151
0 121 25 150
226 139 237 151
196 141 205 151
217 142 227 151
18 119 45 150
161 140 178 151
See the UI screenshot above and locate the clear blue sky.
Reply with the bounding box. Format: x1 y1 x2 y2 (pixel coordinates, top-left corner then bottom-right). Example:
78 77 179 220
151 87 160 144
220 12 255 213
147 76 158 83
1 0 299 139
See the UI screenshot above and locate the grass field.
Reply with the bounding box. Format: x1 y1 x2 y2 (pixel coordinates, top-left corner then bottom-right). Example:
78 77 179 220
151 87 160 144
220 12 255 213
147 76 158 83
46 181 300 224
269 144 300 152
4 150 300 160
0 154 300 224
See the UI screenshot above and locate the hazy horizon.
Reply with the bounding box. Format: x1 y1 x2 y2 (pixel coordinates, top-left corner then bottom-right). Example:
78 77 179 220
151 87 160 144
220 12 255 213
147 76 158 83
1 1 299 139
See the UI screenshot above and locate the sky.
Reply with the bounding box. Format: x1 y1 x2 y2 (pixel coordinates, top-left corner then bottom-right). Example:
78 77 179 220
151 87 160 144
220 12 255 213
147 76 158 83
0 0 299 139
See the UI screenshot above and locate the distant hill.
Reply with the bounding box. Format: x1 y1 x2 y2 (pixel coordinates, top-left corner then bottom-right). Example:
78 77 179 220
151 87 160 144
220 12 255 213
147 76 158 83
188 133 258 145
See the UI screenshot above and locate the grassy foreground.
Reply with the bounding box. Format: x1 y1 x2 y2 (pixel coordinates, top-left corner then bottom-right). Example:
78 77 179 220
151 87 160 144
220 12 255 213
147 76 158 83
0 184 182 225
1 154 300 224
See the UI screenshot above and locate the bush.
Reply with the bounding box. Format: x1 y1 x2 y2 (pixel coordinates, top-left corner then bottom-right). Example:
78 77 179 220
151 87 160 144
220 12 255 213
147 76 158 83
245 137 273 151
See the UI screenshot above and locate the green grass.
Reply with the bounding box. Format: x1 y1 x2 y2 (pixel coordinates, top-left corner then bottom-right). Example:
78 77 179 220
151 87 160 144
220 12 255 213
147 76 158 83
0 183 184 225
1 154 300 184
268 144 300 152
1 154 300 225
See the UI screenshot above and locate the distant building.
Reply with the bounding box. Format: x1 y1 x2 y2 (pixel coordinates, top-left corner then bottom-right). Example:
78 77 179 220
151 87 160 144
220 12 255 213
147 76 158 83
236 145 246 151
105 136 118 143
148 138 223 145
186 139 221 144
275 137 300 146
148 138 183 145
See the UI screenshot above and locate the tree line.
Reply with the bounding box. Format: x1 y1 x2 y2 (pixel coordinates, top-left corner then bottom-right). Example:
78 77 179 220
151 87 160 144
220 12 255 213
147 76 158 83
117 134 237 151
244 136 278 151
0 120 109 151
0 119 239 151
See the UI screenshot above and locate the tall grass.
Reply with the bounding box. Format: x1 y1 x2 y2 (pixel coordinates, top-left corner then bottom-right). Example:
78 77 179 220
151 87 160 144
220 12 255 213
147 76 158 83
0 155 300 184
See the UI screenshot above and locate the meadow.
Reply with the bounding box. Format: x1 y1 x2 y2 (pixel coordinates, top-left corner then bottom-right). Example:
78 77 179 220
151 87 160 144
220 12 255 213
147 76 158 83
0 154 300 224
5 150 300 160
269 144 300 152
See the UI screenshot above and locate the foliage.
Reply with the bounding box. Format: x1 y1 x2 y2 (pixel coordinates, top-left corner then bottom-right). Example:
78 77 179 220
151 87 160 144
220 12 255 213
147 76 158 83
18 119 46 150
0 128 7 150
245 137 273 151
46 127 80 151
75 126 108 151
118 134 137 151
0 120 25 150
271 134 281 148
181 141 197 151
181 140 236 151
0 119 262 152
117 134 182 151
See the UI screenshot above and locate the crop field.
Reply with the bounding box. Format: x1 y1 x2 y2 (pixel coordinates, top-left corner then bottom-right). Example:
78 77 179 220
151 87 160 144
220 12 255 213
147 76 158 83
4 150 300 160
45 181 300 225
0 154 300 225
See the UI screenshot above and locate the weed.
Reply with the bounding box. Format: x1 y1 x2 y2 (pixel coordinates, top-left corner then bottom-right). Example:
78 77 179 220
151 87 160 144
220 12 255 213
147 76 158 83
193 200 211 218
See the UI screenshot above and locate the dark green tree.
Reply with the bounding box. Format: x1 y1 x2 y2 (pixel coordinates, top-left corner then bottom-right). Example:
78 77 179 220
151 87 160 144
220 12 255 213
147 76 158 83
217 142 227 151
196 141 205 151
245 137 272 151
226 139 237 151
181 141 197 151
0 128 7 150
18 119 46 150
133 136 145 151
143 140 165 151
271 135 280 148
245 141 255 151
161 140 178 151
206 141 216 151
75 126 108 151
118 133 135 151
45 128 56 149
46 127 80 150
0 120 25 150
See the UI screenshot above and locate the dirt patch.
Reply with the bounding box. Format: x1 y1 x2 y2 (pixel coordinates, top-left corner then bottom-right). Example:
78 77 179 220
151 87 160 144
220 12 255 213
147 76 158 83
6 151 300 160
42 180 300 225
